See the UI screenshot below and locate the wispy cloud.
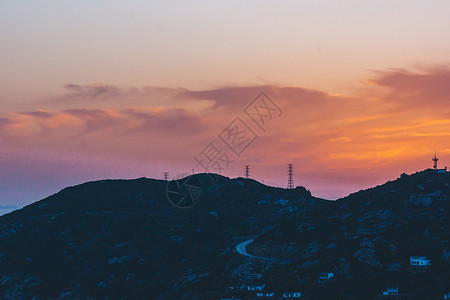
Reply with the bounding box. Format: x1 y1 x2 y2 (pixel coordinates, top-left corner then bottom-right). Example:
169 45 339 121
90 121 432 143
1 66 450 201
371 65 450 109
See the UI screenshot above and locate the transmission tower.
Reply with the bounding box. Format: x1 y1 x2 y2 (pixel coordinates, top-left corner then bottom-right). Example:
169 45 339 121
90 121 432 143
432 154 439 170
163 172 169 181
287 164 294 189
244 165 250 179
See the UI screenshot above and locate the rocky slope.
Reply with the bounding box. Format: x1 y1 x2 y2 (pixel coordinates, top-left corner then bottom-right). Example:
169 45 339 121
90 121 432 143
0 170 448 299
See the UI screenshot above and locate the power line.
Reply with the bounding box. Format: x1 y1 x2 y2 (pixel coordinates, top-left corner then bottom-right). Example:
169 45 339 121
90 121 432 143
163 172 169 181
287 164 294 189
244 165 250 179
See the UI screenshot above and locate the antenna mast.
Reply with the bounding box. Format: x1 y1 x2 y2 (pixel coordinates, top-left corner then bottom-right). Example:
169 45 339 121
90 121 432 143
432 154 439 170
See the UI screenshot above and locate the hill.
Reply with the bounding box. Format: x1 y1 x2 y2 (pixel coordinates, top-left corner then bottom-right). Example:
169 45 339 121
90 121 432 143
0 171 448 299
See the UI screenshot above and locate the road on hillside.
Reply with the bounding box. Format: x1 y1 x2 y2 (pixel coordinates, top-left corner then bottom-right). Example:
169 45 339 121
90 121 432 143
235 239 293 263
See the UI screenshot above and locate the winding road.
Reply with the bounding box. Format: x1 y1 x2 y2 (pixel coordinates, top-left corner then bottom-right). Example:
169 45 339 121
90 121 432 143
235 239 293 263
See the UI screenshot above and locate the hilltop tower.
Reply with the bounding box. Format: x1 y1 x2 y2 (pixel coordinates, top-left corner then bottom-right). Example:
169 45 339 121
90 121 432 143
432 154 439 170
244 165 250 179
287 164 294 189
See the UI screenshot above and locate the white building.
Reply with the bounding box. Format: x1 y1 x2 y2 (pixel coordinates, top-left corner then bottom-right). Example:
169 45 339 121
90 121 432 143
256 292 275 297
319 272 334 283
248 284 266 291
437 167 448 174
246 273 262 280
383 288 398 296
283 292 302 298
228 285 245 290
410 256 431 266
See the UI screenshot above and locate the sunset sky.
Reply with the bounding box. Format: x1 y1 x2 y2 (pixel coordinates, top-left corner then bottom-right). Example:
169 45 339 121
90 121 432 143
1 1 450 207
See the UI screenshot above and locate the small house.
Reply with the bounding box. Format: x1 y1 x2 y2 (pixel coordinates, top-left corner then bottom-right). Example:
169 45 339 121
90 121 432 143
410 256 431 266
229 285 246 290
248 284 266 291
383 288 398 296
246 273 263 280
319 272 334 283
283 292 302 298
437 167 448 174
256 292 275 297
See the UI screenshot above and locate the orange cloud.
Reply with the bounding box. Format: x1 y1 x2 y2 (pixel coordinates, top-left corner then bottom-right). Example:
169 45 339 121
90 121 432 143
1 66 450 200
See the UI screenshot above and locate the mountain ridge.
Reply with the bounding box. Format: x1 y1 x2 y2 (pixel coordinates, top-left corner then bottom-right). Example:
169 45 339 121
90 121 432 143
0 170 448 299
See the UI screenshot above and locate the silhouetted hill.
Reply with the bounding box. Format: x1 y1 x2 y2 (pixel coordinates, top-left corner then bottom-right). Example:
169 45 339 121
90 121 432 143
0 206 18 217
0 171 448 299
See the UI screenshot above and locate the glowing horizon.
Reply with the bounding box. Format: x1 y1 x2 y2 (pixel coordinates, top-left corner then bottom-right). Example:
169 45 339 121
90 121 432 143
1 1 450 205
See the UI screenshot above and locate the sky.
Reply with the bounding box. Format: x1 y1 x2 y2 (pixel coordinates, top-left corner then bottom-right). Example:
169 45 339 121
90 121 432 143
1 0 450 207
